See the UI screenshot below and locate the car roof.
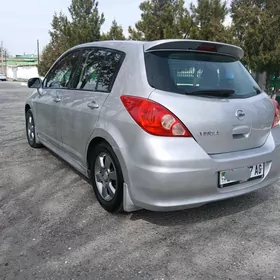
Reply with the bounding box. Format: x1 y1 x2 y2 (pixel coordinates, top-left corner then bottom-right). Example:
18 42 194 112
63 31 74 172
69 40 146 55
67 39 244 60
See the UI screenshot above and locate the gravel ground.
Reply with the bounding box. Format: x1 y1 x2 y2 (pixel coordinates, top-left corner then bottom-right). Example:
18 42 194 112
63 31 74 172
1 82 280 280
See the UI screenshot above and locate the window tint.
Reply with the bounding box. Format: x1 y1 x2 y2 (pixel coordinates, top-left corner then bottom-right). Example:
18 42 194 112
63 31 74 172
75 48 123 92
76 49 107 91
145 51 262 99
44 51 79 88
96 51 122 92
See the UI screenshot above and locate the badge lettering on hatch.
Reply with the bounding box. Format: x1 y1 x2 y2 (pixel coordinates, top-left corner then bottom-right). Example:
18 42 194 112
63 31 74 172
199 131 219 136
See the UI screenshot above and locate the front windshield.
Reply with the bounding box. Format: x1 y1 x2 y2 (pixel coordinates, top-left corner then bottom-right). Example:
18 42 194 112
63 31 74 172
144 51 262 98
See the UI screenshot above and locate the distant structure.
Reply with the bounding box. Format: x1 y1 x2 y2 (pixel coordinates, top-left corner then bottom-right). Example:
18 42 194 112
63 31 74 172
4 54 39 80
6 54 38 66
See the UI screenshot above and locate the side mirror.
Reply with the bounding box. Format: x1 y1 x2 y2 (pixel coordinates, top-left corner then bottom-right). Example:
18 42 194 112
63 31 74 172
28 77 42 89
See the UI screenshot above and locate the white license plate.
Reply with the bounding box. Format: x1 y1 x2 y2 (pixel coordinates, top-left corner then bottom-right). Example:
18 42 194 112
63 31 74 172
219 163 264 188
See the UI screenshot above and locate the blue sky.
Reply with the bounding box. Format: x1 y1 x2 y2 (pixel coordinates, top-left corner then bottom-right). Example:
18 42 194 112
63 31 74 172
0 0 144 54
0 0 196 55
0 0 231 56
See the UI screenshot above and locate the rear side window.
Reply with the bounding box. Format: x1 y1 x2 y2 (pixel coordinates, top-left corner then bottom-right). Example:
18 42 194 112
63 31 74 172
75 49 107 91
144 51 261 98
74 48 123 92
96 51 123 92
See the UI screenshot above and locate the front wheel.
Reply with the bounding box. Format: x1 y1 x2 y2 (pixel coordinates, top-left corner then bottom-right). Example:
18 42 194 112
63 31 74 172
25 109 43 148
90 142 124 213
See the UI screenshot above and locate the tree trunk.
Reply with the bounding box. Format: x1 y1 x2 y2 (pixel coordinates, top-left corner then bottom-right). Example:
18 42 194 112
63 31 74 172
266 72 271 95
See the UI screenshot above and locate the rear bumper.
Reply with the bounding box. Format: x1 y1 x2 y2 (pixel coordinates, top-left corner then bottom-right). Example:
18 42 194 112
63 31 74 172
120 127 280 212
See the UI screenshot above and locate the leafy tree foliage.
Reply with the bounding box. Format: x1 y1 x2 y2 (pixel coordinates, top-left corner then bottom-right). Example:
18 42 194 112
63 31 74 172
101 20 126 40
38 0 104 76
68 0 105 45
39 0 280 91
38 44 56 77
127 26 144 41
231 0 280 90
189 0 233 43
128 0 191 40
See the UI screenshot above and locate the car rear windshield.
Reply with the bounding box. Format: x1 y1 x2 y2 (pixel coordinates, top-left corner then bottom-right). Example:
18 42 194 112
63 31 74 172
144 51 261 98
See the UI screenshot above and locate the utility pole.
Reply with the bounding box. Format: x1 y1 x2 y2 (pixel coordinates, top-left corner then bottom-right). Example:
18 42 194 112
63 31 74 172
4 50 7 74
37 39 40 66
1 41 4 73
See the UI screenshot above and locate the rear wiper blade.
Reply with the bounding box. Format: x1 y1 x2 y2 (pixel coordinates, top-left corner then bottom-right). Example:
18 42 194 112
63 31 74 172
185 89 235 97
253 86 261 94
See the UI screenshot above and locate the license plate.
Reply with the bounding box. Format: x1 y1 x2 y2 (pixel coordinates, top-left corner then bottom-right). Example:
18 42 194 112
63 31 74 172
219 163 264 188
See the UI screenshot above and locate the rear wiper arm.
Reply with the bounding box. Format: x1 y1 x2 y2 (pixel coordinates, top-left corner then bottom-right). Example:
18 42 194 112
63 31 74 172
253 86 261 94
185 89 235 97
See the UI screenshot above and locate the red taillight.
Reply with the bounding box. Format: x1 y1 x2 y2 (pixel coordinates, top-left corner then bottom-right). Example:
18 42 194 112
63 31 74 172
196 43 217 52
272 99 280 128
120 95 192 137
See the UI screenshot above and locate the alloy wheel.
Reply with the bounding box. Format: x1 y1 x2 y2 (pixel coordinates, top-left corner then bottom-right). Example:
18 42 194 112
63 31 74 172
94 152 118 201
27 114 35 143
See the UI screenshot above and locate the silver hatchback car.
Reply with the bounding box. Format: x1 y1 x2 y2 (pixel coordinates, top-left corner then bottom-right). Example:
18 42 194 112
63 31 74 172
25 39 280 213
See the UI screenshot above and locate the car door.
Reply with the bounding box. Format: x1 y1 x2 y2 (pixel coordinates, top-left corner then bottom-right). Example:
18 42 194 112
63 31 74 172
60 47 124 167
34 50 80 148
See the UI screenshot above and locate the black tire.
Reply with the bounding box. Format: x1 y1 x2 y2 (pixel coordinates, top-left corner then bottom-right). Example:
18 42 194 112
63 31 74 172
90 142 124 213
25 109 43 148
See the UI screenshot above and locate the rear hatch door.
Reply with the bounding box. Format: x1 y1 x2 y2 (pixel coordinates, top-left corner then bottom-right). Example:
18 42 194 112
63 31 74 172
144 40 274 154
149 90 273 154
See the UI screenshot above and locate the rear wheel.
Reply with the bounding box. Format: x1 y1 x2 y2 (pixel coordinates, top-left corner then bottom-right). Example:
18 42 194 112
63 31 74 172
90 142 124 213
25 109 43 148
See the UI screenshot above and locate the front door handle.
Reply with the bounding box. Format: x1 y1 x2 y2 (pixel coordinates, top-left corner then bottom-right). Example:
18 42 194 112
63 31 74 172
53 97 61 103
87 101 99 109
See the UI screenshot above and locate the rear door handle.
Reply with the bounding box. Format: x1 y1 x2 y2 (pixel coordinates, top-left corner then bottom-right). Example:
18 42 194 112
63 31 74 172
232 125 250 139
53 97 61 103
232 125 250 135
87 101 99 109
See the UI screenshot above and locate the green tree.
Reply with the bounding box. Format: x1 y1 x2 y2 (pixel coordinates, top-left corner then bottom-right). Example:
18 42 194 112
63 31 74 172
38 0 105 76
128 0 191 40
128 26 144 41
38 44 56 77
101 20 126 40
231 0 280 90
189 0 232 43
68 0 105 45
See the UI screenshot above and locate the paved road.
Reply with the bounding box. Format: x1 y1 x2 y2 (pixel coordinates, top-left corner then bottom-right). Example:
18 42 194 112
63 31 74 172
1 82 280 280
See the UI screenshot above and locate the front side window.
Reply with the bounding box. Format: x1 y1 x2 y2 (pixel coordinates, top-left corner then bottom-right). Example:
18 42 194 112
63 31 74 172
44 51 80 89
145 51 262 99
74 48 124 92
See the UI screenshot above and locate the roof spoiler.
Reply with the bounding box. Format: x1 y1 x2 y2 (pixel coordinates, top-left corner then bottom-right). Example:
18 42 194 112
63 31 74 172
143 39 244 60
